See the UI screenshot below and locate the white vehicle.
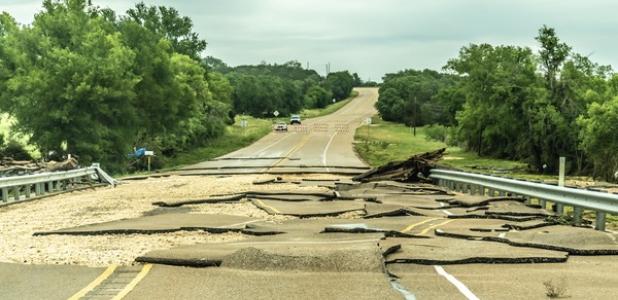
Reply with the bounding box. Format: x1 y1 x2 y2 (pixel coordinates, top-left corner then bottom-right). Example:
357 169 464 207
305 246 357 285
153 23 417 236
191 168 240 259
274 122 288 131
290 114 301 125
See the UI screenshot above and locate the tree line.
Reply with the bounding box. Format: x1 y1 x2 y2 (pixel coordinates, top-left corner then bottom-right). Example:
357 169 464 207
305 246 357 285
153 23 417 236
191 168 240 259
377 26 618 181
0 0 360 171
204 58 359 117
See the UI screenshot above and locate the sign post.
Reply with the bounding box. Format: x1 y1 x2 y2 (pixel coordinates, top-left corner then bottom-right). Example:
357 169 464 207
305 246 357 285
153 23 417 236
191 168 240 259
365 117 372 145
240 117 248 135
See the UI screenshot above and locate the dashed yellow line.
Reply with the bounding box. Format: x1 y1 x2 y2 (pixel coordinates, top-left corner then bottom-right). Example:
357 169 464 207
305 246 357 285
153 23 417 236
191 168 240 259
255 199 281 214
418 220 455 236
400 218 440 233
67 265 117 300
111 264 153 300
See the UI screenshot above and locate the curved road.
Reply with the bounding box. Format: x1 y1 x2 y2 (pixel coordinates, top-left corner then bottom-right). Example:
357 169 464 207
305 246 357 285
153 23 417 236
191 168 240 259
180 87 378 175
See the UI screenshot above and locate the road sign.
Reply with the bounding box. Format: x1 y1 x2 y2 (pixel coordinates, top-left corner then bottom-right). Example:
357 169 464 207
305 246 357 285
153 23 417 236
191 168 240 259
240 119 248 128
273 110 279 117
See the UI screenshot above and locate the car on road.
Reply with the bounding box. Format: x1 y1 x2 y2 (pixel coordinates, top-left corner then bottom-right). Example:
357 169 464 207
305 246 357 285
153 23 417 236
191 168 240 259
290 114 301 125
274 122 288 131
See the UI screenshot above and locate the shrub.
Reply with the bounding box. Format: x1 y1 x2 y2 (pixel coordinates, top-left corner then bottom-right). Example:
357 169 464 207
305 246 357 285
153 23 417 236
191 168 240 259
1 140 33 161
424 124 448 143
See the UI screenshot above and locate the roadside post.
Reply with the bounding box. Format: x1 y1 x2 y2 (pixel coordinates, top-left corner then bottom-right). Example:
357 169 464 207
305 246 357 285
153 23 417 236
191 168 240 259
145 151 155 172
365 117 372 146
273 110 279 128
556 157 566 215
240 117 248 136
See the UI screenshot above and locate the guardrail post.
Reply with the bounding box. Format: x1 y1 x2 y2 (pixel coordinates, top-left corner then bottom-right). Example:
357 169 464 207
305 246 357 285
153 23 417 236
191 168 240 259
429 169 618 229
1 188 7 202
25 184 31 199
12 186 20 201
595 212 606 231
555 203 564 216
34 183 41 196
573 207 583 225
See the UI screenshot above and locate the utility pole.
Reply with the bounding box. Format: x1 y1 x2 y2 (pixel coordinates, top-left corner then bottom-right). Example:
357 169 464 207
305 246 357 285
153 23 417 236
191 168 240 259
412 96 417 136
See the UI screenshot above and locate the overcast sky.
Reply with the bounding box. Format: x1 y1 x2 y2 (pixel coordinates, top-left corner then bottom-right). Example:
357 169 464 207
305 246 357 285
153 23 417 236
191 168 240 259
2 0 618 81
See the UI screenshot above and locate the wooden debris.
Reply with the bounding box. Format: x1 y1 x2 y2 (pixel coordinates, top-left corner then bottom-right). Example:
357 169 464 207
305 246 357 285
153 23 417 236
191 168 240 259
0 156 79 177
352 148 445 183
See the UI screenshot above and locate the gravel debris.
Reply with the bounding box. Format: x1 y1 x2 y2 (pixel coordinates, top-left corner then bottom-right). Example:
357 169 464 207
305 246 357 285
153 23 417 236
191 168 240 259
0 174 334 266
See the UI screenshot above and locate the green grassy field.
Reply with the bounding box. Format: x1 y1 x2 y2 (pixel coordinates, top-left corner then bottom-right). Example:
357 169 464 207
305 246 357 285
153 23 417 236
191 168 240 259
162 115 272 169
353 117 598 183
354 117 527 173
300 91 359 119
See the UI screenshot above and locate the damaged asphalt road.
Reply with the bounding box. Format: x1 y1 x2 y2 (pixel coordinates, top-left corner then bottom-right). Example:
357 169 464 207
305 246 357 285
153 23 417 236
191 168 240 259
23 176 618 300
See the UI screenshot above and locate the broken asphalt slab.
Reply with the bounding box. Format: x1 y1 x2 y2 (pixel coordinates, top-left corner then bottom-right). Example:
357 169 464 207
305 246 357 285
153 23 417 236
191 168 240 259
34 213 262 236
380 237 568 265
444 194 526 207
436 224 618 255
153 190 336 207
136 233 387 272
251 198 365 217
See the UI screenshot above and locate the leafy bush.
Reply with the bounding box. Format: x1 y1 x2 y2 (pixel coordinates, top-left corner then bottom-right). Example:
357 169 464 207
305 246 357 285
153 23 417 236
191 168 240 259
424 124 448 143
0 136 33 161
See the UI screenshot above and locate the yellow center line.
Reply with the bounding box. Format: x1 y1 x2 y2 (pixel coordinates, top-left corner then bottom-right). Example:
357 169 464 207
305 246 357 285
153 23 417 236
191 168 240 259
418 220 455 236
67 265 117 300
255 199 281 214
400 218 440 233
269 133 312 169
111 264 153 300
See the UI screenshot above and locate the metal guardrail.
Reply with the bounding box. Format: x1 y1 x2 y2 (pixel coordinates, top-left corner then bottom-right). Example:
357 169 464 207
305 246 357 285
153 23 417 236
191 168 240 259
0 164 116 206
429 168 618 231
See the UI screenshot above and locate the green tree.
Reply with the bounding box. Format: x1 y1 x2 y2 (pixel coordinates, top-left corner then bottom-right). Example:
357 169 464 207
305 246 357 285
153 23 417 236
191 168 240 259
578 97 618 181
304 85 333 108
536 25 571 102
446 44 542 158
0 0 139 167
126 2 206 60
325 71 354 100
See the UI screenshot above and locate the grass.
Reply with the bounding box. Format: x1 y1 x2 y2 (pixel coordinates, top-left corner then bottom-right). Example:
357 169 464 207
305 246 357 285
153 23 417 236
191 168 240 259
161 115 272 169
300 91 359 119
354 117 526 172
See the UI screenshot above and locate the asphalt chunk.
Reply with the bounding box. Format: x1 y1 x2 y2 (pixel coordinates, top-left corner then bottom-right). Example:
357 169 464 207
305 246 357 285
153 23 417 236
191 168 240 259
34 213 260 236
380 237 568 265
436 225 618 255
137 233 387 272
251 198 365 217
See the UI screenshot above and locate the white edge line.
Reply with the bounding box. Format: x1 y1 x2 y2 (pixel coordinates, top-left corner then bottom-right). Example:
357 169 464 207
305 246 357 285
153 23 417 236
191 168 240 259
434 265 480 300
441 209 453 216
389 279 417 300
322 132 338 172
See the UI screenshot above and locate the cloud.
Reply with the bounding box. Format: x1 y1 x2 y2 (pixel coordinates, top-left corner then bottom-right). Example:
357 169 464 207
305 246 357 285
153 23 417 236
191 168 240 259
2 0 618 80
